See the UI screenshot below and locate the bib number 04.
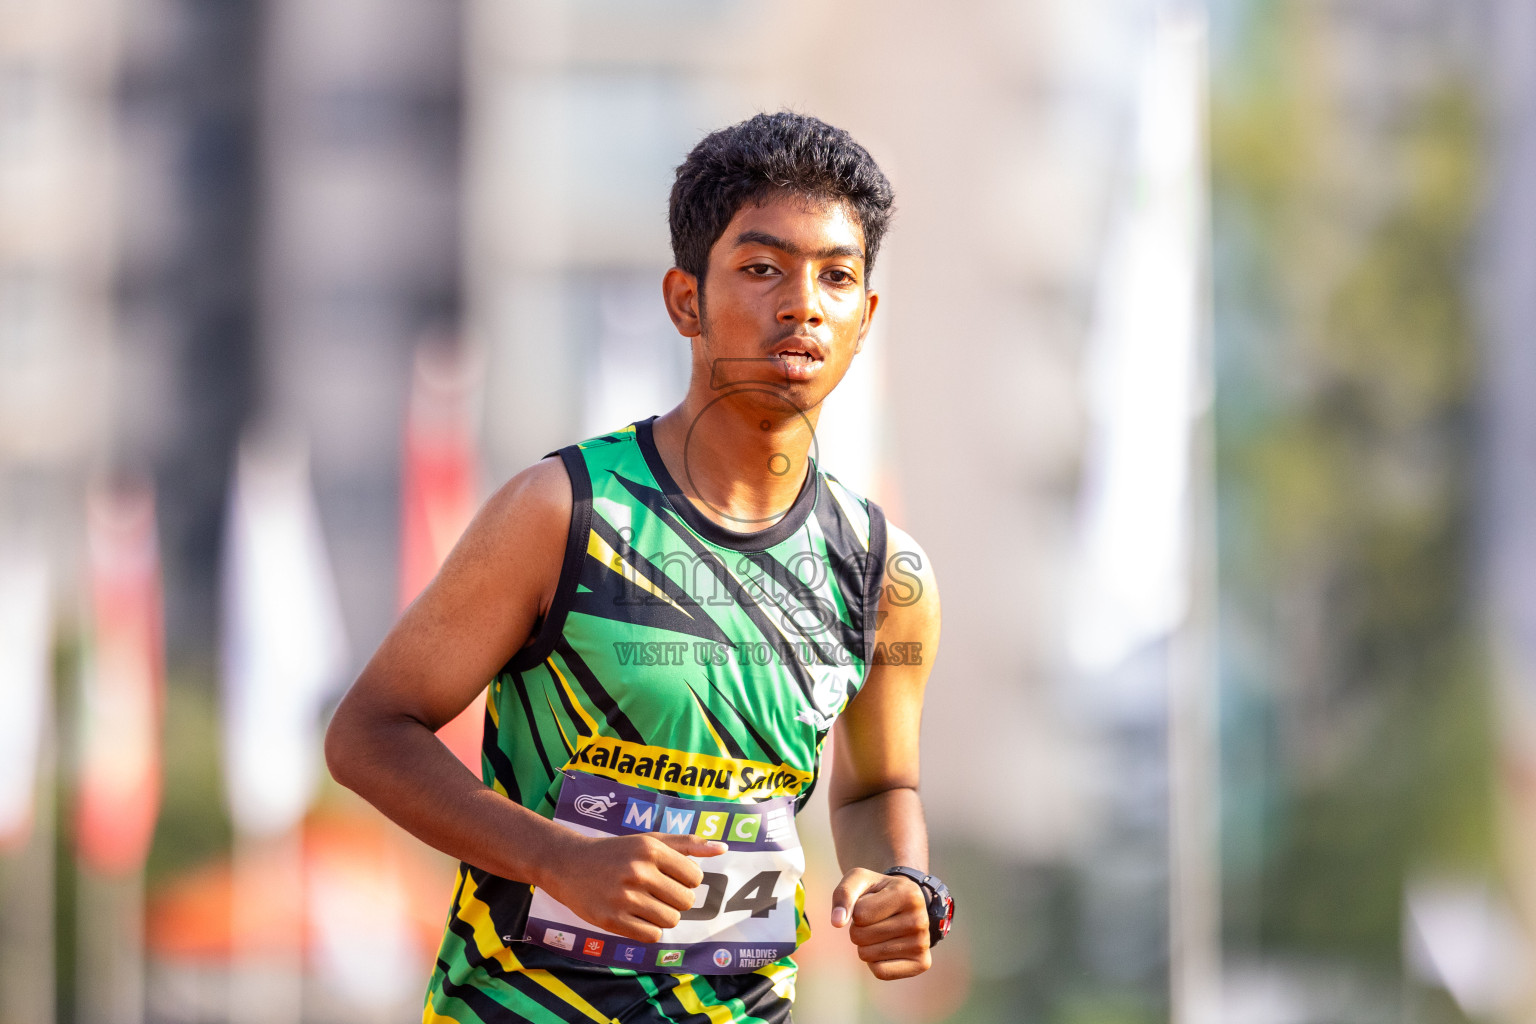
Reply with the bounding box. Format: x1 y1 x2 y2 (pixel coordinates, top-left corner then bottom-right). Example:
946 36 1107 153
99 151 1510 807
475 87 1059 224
681 870 780 921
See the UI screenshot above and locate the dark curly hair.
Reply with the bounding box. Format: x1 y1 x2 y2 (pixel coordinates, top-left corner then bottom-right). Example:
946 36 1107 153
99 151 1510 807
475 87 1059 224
669 111 895 286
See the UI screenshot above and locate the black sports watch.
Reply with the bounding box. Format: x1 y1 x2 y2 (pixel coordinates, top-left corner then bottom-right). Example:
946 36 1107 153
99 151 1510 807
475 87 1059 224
885 866 954 946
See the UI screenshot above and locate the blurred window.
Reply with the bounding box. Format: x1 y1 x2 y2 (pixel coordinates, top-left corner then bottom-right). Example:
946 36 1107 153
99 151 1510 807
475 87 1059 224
0 266 58 366
571 269 690 436
0 62 45 160
499 71 729 262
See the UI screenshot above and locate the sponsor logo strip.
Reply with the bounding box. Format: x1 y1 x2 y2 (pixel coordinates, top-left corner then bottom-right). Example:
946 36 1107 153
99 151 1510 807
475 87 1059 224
524 918 787 975
558 772 799 852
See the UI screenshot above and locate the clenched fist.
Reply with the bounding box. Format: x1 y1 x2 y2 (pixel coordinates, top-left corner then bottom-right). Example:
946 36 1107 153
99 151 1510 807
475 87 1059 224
543 832 726 943
830 867 931 980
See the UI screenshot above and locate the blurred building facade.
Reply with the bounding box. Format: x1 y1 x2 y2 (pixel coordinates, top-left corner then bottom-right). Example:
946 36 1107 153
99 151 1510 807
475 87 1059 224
111 0 462 668
1 4 120 1019
0 0 116 564
4 0 463 1021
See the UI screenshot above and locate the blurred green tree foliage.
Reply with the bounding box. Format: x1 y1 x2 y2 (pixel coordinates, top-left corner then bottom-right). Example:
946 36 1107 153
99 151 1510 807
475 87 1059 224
1211 1 1493 969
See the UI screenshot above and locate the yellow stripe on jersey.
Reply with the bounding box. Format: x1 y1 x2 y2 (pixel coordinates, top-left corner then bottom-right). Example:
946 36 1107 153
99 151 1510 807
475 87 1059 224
501 949 621 1024
684 687 734 760
457 873 619 1024
670 976 735 1024
546 657 600 736
586 530 692 617
794 883 811 948
756 961 797 1003
578 424 637 448
543 692 577 757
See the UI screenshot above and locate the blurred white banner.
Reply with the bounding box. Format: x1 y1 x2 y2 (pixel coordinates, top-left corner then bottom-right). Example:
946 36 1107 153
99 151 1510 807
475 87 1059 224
221 434 349 837
0 546 50 847
1069 8 1207 679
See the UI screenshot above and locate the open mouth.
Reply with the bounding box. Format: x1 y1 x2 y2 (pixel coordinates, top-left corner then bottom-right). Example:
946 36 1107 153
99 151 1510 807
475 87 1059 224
772 346 825 380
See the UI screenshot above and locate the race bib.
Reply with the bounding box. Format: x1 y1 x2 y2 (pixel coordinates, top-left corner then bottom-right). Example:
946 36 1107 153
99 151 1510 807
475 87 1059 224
524 771 804 974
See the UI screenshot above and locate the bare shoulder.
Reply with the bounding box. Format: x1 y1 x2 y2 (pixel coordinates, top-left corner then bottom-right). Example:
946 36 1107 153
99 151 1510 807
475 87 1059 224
386 454 575 690
437 455 572 589
467 455 571 543
501 454 572 513
876 520 940 645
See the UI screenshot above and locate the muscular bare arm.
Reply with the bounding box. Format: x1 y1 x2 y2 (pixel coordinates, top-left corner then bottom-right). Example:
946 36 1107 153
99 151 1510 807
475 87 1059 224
826 522 942 980
324 458 720 942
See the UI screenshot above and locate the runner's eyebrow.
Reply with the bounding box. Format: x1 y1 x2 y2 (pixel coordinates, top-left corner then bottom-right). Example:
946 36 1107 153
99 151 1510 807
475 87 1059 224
732 230 864 261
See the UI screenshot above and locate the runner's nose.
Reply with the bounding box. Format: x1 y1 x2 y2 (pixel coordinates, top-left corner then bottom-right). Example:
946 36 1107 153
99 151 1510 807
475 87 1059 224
778 266 823 327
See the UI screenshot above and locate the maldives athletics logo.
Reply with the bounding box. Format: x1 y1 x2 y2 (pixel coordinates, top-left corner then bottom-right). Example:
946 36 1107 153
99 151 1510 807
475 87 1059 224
712 948 733 969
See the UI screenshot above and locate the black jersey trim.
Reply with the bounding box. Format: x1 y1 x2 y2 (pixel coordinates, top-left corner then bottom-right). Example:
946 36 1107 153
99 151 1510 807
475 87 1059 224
510 673 555 781
546 660 593 739
741 547 864 659
705 677 787 766
635 416 817 552
813 475 872 642
507 446 593 673
554 639 648 745
482 707 523 805
864 500 888 665
683 682 752 761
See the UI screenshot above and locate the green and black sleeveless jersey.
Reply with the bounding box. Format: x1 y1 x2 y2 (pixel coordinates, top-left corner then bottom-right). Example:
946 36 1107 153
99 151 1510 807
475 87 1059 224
424 417 887 1024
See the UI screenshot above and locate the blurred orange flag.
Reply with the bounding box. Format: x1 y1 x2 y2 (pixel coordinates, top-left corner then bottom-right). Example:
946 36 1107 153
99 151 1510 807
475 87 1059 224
399 343 483 769
77 481 164 876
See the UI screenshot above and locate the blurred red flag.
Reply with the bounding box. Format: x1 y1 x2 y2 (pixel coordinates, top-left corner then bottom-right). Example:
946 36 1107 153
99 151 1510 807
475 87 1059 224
399 343 483 769
77 481 164 876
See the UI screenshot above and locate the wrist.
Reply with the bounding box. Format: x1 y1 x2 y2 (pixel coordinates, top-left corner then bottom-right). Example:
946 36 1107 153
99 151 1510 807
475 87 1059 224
514 813 588 891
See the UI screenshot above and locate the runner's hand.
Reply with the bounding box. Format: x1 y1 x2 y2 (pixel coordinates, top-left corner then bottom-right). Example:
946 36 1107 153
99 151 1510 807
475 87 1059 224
830 867 931 980
548 833 726 943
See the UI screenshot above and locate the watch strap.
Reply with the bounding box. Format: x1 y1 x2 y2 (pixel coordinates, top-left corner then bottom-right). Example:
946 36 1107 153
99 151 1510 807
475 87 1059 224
884 866 954 946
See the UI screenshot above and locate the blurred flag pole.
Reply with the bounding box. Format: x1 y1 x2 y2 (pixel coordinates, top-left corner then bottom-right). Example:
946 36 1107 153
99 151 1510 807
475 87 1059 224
1157 11 1218 1023
399 341 484 769
1068 4 1216 1020
76 481 166 1024
0 543 56 1024
222 434 349 1024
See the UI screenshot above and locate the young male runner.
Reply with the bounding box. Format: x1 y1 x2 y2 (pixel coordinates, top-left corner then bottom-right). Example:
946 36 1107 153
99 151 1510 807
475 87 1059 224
326 111 954 1024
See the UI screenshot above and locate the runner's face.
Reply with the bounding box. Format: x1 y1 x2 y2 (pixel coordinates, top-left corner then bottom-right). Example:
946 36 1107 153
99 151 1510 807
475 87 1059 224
692 194 878 413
